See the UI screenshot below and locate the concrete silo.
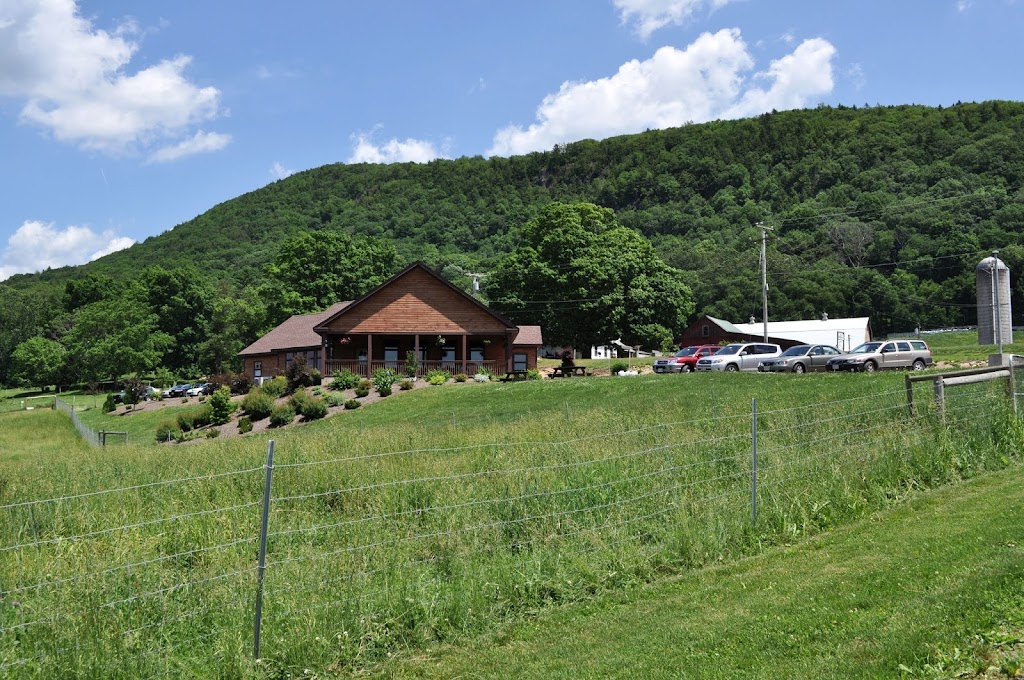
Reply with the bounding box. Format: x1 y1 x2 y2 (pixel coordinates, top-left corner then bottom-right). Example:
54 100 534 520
976 253 1011 347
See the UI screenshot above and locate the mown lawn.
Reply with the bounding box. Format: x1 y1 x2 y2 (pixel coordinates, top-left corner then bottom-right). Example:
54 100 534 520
381 463 1024 679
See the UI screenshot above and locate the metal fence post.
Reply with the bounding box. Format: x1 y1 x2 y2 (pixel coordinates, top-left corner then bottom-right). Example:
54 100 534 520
253 440 275 659
751 397 758 525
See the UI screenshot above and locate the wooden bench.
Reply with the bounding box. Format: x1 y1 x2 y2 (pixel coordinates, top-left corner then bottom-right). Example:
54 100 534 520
550 365 590 378
500 370 530 382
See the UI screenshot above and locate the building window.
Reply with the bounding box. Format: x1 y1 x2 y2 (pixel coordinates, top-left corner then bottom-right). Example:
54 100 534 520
254 361 262 377
470 346 485 361
701 325 710 337
285 352 294 366
384 346 399 362
358 350 367 364
513 352 528 371
442 346 456 362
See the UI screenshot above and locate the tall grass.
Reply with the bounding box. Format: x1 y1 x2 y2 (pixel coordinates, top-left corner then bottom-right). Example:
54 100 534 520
0 372 1020 677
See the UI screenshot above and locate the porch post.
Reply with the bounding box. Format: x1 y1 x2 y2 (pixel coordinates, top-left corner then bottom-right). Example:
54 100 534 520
505 329 515 372
321 334 327 375
414 334 420 376
366 334 373 377
461 333 468 375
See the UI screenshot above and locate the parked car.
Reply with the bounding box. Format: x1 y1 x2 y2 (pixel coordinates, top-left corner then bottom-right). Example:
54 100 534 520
758 344 843 373
825 340 933 372
653 345 720 373
167 383 193 397
695 343 782 372
186 383 211 397
115 385 160 403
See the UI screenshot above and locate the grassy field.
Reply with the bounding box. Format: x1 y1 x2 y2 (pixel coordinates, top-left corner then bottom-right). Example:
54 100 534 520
1 362 1022 677
382 463 1024 679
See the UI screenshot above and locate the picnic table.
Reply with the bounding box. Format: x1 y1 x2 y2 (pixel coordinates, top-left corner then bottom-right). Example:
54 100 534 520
500 370 530 382
550 365 590 378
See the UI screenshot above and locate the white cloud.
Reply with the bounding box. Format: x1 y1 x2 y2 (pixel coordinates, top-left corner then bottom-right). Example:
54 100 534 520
270 161 295 179
148 130 232 163
846 63 866 91
347 130 447 164
0 0 228 157
488 29 836 157
0 220 135 281
614 0 736 39
957 0 973 12
723 38 835 118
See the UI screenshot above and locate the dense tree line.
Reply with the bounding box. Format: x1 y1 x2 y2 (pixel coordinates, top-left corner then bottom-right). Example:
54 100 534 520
2 101 1024 386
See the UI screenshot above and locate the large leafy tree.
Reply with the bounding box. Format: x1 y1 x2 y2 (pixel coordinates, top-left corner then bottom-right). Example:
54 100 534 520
141 266 214 374
262 231 399 320
0 287 52 386
10 337 68 390
486 202 694 350
63 289 173 385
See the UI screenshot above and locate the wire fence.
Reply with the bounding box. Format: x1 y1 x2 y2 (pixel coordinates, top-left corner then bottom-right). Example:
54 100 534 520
1 375 1020 677
0 395 54 415
53 397 127 446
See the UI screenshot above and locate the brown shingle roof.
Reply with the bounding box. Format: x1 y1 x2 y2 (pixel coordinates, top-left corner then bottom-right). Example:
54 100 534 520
238 302 350 356
513 325 543 346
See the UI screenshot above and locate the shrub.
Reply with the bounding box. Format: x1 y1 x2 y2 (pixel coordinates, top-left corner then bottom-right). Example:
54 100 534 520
241 388 274 421
176 412 195 432
192 405 214 428
399 380 414 391
284 354 313 391
209 386 234 425
102 394 117 413
611 361 629 374
344 399 361 410
269 406 294 428
372 368 397 394
404 350 419 378
155 421 180 443
312 387 323 397
326 392 346 407
211 373 251 395
473 373 489 383
205 428 220 439
354 387 369 398
358 379 372 390
289 390 310 413
332 369 360 390
454 373 468 383
300 397 328 420
261 376 288 398
310 368 322 386
426 368 450 386
526 368 542 380
476 366 495 379
238 417 253 434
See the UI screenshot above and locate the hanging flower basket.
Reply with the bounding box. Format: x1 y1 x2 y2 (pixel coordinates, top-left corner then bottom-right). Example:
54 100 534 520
339 336 351 345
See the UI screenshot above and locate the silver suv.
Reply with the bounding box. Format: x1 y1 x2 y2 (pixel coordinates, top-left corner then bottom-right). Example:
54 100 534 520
695 343 782 372
825 340 932 372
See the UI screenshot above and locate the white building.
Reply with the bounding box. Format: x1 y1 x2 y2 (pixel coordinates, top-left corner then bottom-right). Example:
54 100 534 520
731 316 871 352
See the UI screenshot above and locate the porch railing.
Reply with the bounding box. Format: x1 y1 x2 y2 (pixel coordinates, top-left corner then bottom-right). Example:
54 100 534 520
324 360 505 378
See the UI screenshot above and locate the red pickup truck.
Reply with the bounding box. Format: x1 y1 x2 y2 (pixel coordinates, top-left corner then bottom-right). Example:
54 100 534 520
653 345 720 373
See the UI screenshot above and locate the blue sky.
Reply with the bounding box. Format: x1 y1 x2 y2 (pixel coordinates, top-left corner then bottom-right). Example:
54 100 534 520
1 0 1021 280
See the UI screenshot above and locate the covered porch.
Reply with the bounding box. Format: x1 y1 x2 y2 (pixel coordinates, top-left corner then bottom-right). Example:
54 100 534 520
323 332 512 378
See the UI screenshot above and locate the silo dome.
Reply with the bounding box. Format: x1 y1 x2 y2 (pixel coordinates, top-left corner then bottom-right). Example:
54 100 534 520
976 256 1012 345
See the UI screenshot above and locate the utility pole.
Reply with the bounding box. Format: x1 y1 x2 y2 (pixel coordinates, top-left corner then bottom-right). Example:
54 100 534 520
758 222 771 342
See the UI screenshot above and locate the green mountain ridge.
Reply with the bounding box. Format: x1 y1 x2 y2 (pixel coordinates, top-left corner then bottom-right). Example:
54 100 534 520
7 101 1023 307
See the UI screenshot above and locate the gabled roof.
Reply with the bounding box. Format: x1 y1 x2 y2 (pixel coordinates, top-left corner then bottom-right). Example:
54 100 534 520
238 302 350 356
314 262 517 332
703 315 746 335
513 325 543 346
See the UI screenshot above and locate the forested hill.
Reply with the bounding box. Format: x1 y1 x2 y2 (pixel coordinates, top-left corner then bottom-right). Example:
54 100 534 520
7 100 1024 333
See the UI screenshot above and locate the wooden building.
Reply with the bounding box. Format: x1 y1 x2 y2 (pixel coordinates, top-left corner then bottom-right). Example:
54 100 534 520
239 263 543 382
